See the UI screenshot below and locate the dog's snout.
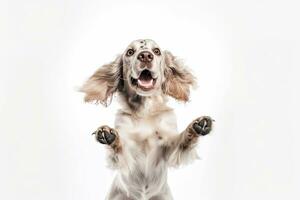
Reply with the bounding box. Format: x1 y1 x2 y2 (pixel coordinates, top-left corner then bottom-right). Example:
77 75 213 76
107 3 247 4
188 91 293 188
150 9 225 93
137 51 153 63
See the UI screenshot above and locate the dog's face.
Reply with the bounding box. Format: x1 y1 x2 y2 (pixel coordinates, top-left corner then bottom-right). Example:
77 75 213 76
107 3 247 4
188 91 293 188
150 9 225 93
81 39 196 106
122 39 164 96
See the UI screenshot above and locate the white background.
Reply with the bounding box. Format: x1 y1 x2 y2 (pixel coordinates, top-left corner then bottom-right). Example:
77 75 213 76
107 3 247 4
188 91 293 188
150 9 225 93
1 0 299 199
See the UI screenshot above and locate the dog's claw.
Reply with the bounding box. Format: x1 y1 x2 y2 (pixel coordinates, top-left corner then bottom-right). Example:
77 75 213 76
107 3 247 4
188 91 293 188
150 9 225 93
192 116 213 136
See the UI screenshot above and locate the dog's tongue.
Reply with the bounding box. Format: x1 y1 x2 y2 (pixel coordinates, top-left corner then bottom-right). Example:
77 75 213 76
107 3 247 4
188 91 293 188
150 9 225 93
138 79 153 88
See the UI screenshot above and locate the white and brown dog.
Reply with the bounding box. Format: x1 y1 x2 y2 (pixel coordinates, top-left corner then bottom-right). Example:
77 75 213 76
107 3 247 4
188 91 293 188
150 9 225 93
81 39 213 200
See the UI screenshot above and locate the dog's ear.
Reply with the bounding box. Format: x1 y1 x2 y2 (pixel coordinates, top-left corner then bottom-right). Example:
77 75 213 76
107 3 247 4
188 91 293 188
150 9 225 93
80 55 123 106
162 51 196 102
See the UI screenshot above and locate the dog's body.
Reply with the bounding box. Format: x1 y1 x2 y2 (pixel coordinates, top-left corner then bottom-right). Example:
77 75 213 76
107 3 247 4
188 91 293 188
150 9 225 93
81 39 213 199
106 96 177 199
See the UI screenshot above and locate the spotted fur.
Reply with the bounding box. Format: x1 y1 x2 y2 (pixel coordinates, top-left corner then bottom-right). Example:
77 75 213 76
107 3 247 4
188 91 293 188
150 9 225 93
81 39 213 200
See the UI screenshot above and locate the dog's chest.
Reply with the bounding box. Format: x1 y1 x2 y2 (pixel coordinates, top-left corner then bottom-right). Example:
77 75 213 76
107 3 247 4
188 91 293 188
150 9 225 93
116 112 177 151
115 111 177 197
115 111 177 142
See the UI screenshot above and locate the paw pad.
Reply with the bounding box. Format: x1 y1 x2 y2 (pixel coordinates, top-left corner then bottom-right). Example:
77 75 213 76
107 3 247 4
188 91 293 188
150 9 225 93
192 116 213 136
92 126 116 145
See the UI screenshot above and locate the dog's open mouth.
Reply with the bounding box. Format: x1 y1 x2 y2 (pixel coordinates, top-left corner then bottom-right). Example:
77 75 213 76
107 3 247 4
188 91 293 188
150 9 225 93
131 70 156 91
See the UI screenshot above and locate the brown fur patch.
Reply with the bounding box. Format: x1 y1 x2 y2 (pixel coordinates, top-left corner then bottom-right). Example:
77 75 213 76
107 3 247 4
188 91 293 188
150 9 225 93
162 51 196 102
111 136 122 153
156 131 163 140
80 55 123 106
122 92 145 111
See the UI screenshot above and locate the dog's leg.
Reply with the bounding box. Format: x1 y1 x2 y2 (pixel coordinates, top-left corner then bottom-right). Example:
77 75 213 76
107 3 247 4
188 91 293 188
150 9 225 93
164 116 213 166
178 116 213 148
92 125 122 153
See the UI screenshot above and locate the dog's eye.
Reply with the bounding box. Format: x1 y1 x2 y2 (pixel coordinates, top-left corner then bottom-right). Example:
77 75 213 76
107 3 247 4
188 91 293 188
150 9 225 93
126 49 135 57
153 48 161 56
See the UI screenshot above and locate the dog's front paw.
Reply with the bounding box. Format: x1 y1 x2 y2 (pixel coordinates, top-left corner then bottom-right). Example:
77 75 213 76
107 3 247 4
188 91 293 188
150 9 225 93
92 125 117 145
192 116 214 136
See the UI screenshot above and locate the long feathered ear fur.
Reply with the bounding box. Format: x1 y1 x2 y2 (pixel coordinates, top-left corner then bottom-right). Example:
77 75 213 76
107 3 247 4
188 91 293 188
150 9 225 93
80 55 123 106
162 51 196 102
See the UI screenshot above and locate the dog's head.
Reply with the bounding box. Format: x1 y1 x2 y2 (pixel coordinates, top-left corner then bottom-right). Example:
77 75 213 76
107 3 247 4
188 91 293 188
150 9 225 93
81 39 196 106
123 39 163 96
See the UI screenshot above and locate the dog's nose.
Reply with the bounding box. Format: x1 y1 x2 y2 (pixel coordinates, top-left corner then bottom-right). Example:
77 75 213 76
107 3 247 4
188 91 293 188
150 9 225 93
137 51 153 63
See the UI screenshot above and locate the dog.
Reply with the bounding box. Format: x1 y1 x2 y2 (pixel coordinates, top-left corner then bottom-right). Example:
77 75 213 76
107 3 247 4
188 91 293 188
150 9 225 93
81 39 213 199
